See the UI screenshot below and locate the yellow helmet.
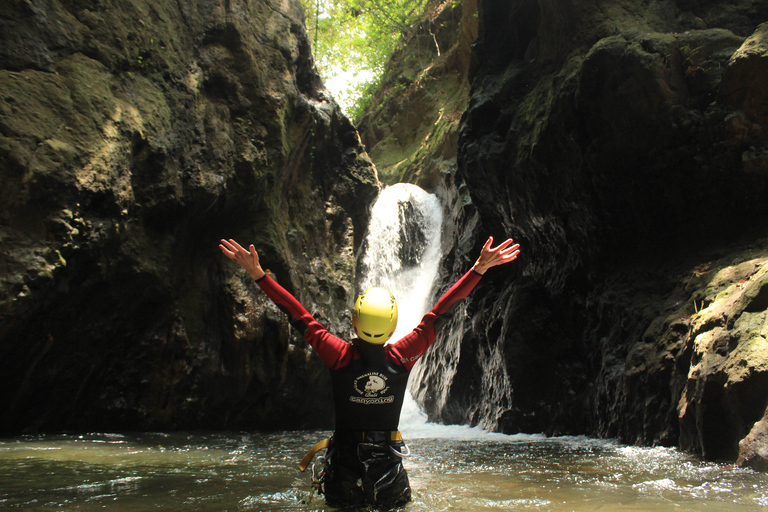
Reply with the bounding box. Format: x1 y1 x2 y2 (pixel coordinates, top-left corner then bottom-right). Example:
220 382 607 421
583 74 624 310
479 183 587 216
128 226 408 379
352 287 398 344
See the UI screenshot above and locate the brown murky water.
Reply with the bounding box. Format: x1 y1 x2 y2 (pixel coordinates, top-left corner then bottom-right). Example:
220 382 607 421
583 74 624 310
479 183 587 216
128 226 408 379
2 422 766 511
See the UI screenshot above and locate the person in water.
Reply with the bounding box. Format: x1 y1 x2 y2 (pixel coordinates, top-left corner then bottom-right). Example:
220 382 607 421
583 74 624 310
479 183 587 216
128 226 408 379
219 236 521 508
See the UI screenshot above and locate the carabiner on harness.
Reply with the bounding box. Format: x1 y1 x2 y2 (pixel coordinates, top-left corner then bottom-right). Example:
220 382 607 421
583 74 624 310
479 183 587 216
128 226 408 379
312 451 328 482
390 441 411 458
298 438 331 472
306 450 328 504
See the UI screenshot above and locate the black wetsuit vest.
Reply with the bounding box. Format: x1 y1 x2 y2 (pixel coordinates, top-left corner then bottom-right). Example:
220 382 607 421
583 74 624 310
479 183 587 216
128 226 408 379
330 339 410 432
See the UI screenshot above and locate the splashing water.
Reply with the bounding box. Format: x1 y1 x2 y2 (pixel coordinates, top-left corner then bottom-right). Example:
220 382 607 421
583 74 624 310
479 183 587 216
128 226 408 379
2 184 767 511
2 431 766 511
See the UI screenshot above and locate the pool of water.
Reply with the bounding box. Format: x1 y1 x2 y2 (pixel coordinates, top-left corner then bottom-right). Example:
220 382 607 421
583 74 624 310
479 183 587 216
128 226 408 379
1 422 766 511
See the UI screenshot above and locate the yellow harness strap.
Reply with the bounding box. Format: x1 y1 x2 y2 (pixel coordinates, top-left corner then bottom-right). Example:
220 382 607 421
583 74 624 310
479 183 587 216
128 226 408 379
298 438 331 472
297 431 403 472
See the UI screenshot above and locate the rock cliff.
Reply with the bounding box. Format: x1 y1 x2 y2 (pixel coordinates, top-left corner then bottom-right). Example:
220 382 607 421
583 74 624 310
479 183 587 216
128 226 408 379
357 0 768 467
0 0 378 433
3 0 768 471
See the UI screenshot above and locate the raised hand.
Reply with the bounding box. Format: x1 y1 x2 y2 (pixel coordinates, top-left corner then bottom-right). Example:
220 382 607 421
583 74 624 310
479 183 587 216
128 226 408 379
219 239 266 280
473 236 521 274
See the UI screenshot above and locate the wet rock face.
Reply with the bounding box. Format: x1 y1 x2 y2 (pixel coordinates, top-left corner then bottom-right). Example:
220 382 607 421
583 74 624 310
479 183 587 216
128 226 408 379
414 0 768 464
396 200 428 268
678 257 768 460
0 0 378 434
355 0 474 188
739 408 768 471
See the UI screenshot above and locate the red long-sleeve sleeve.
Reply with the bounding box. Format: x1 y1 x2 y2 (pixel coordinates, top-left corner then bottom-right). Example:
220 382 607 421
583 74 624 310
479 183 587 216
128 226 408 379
255 274 355 370
255 269 482 372
386 269 483 370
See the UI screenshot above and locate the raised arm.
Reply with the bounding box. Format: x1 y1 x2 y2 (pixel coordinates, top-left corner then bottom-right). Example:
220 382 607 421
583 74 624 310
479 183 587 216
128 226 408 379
431 236 520 318
388 236 521 369
219 238 354 369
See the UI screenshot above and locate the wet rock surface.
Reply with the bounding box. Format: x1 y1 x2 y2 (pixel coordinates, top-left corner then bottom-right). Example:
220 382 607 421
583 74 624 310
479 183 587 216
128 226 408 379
3 0 768 470
390 0 768 466
0 0 378 434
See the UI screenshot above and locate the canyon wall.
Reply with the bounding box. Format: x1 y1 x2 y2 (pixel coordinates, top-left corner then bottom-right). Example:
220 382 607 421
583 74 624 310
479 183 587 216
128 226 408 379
0 0 378 434
357 0 768 467
3 0 768 470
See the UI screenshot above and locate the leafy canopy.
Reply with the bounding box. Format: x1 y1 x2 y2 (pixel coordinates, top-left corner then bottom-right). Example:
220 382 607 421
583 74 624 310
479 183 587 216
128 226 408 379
301 0 432 120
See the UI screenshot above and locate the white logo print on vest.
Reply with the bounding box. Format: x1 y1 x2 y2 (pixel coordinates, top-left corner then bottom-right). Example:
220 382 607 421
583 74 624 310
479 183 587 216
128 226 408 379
350 372 394 405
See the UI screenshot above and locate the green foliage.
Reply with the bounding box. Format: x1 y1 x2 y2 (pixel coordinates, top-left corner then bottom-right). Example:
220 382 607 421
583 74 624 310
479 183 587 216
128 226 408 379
301 0 432 119
346 72 385 120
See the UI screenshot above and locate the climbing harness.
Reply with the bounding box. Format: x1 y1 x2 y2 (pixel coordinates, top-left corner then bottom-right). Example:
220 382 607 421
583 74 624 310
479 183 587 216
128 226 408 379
299 431 411 504
299 437 332 503
299 432 408 471
302 441 330 504
299 431 407 471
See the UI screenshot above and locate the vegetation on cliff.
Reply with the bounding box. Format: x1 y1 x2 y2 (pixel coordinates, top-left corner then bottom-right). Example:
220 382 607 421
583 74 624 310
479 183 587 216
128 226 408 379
353 0 477 186
301 0 454 119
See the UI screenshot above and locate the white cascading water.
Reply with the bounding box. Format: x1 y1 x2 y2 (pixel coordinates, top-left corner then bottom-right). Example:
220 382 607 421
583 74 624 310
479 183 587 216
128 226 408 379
359 183 443 340
359 183 505 438
359 183 442 432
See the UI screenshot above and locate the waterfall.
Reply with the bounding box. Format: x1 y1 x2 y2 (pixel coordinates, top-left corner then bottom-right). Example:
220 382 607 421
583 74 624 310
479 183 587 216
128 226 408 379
359 183 443 430
359 183 443 342
359 184 509 439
